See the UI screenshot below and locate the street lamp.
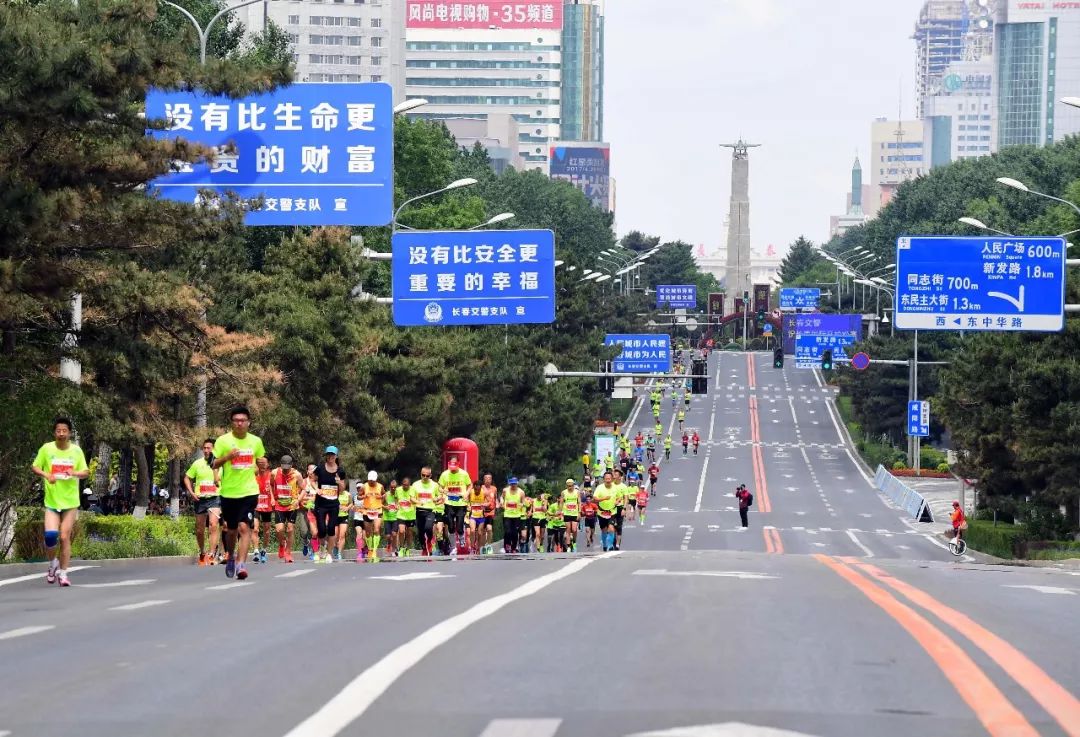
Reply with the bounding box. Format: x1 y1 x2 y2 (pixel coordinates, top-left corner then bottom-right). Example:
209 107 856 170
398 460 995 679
393 99 429 114
1063 97 1080 109
997 176 1080 218
468 212 515 230
161 0 267 65
392 177 477 231
958 216 1013 237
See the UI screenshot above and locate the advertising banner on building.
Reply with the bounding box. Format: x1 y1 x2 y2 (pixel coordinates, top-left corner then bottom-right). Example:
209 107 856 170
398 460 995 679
548 144 610 211
406 1 563 29
391 229 555 326
146 83 393 226
753 284 770 315
708 292 725 317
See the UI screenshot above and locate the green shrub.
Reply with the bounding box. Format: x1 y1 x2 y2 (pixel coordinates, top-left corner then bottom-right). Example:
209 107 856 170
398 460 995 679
892 461 907 471
936 463 951 473
920 447 947 470
13 510 199 561
964 519 1024 558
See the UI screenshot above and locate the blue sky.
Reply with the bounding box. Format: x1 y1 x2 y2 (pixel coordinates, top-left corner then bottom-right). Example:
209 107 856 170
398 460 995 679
605 0 926 256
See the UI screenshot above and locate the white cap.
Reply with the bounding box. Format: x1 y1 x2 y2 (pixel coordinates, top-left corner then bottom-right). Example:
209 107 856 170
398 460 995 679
367 470 378 481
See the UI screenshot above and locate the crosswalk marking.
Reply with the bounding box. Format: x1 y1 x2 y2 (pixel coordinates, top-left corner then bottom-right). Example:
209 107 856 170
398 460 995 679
0 625 54 641
109 599 171 611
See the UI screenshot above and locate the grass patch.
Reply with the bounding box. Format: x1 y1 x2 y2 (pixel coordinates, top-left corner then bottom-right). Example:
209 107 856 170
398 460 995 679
836 394 906 470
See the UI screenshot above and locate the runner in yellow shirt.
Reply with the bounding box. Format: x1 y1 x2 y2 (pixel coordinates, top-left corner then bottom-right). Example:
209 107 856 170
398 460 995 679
212 405 267 580
438 457 472 554
184 438 221 566
32 417 89 586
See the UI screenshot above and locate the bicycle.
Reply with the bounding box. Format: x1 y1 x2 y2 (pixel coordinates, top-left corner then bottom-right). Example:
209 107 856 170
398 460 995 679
948 530 967 557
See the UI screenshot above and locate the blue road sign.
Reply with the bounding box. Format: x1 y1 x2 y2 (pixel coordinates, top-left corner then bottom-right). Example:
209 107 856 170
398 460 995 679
146 83 394 226
604 334 672 373
907 400 930 437
895 235 1066 332
779 288 821 310
762 323 773 334
656 285 697 309
391 230 555 326
851 351 871 370
793 314 861 369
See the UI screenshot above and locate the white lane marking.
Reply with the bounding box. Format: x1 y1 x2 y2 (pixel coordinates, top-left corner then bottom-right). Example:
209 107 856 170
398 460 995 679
0 729 11 736
283 554 618 737
109 599 172 611
79 579 156 588
0 565 97 588
0 625 55 641
823 397 846 444
846 530 875 558
205 582 256 590
680 527 694 551
693 456 710 513
708 408 716 442
633 569 779 580
371 572 455 581
1003 585 1077 596
844 447 877 487
478 719 562 737
275 569 315 578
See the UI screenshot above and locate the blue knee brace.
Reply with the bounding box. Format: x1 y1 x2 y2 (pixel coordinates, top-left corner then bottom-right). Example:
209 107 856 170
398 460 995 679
44 529 60 548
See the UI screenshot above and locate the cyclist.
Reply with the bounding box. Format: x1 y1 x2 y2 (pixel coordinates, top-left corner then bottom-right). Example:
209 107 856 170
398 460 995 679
951 501 966 544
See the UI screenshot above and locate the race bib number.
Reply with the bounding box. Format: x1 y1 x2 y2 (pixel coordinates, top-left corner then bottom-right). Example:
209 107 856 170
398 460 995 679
51 458 74 480
319 484 338 499
198 482 217 496
232 449 254 469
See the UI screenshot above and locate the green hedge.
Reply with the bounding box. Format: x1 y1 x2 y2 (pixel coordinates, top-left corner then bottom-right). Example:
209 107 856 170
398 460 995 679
13 509 199 561
964 519 1024 559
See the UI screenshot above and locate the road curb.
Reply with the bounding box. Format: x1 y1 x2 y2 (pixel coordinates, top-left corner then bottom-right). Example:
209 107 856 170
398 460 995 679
1 554 193 577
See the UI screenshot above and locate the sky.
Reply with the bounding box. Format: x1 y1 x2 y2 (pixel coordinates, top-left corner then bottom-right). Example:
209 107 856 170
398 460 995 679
604 0 926 258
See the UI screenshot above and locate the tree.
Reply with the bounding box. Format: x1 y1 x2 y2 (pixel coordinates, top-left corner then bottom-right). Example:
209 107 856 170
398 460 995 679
777 236 822 283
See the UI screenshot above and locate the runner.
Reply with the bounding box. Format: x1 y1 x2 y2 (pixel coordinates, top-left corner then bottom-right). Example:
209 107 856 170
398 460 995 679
684 390 691 410
581 451 590 477
395 476 416 557
382 480 399 559
645 434 656 463
648 460 661 497
521 493 534 553
253 457 273 563
593 472 618 552
652 403 661 422
211 405 266 580
581 493 598 549
546 496 565 553
311 446 346 565
624 471 637 523
501 477 525 553
692 430 701 455
299 465 318 560
663 434 672 460
481 473 498 554
433 482 450 555
636 484 649 525
467 481 487 554
612 469 627 551
336 481 351 561
654 421 663 439
270 455 301 563
32 417 89 586
561 478 580 552
681 431 689 456
438 457 472 554
359 471 384 562
184 438 220 566
413 467 440 555
531 492 547 553
677 408 686 431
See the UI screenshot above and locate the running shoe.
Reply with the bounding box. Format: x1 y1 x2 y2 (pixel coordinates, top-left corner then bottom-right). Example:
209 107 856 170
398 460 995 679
197 554 208 566
236 565 248 580
225 556 236 578
260 550 268 563
278 545 285 560
302 542 310 557
284 551 294 563
46 567 57 584
58 572 70 587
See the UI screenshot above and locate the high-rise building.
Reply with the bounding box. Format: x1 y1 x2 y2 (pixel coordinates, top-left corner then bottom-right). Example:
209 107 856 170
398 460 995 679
560 0 604 142
239 0 405 97
403 1 564 173
913 1 969 118
869 118 927 211
996 3 1080 148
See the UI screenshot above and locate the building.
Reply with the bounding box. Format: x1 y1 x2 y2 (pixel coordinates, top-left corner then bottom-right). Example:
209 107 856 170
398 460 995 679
403 1 565 173
830 156 869 238
560 0 604 141
996 1 1080 148
922 56 997 167
869 118 926 211
443 114 525 172
913 1 969 118
549 141 610 211
239 0 406 96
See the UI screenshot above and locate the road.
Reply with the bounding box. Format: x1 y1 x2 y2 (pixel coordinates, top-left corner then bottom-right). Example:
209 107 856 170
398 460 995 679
2 351 1078 737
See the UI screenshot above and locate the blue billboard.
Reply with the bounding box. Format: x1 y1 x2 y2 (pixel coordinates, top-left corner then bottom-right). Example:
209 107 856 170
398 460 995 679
146 83 393 226
391 230 556 326
779 287 821 310
895 236 1065 332
794 314 861 369
656 285 697 309
604 334 671 374
549 145 610 211
907 400 930 437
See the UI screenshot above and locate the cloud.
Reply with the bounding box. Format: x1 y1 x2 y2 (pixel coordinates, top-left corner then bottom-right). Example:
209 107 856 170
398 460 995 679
727 0 781 27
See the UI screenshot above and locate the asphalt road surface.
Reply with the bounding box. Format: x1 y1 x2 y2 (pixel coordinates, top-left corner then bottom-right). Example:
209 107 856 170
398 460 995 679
2 351 1078 737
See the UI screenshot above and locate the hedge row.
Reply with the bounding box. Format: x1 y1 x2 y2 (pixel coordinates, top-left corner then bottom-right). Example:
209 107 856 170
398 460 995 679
13 509 199 561
963 519 1025 559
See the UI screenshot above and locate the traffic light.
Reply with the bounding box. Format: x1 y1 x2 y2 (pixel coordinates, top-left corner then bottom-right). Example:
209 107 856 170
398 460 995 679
773 347 784 369
757 308 766 323
691 359 707 394
600 361 614 393
821 349 833 371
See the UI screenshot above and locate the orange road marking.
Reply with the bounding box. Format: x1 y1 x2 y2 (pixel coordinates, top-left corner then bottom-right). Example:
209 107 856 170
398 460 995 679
815 556 1039 737
762 527 774 554
843 559 1080 737
748 395 771 513
746 352 755 389
770 528 783 554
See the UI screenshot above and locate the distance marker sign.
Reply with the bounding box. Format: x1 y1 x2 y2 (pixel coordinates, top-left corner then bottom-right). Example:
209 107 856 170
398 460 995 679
895 236 1065 332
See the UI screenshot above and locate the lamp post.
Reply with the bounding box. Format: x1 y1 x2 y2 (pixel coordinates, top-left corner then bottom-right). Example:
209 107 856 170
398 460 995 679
392 178 477 231
160 0 267 65
958 216 1014 237
467 212 515 230
997 177 1080 219
393 98 429 114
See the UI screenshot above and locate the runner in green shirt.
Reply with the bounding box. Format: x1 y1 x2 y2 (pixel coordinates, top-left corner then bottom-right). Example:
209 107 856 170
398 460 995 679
184 438 221 565
211 405 266 580
438 457 472 553
32 417 89 586
394 477 417 556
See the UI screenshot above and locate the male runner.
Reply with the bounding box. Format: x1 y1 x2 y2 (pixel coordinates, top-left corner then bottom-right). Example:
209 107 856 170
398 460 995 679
546 497 565 553
32 417 89 586
270 455 301 563
412 467 440 555
311 445 346 564
184 438 220 566
561 479 580 552
359 471 384 562
593 472 618 552
299 465 318 559
438 457 472 554
648 460 661 497
664 434 672 461
581 493 598 549
481 473 498 554
253 457 273 563
382 480 399 559
612 469 628 551
467 481 487 554
531 493 547 553
677 408 686 431
501 477 525 553
636 485 649 525
645 435 656 463
212 405 266 580
395 476 417 556
336 482 351 561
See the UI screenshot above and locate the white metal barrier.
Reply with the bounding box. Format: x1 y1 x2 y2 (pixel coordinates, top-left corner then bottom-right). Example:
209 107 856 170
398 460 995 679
874 465 933 522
